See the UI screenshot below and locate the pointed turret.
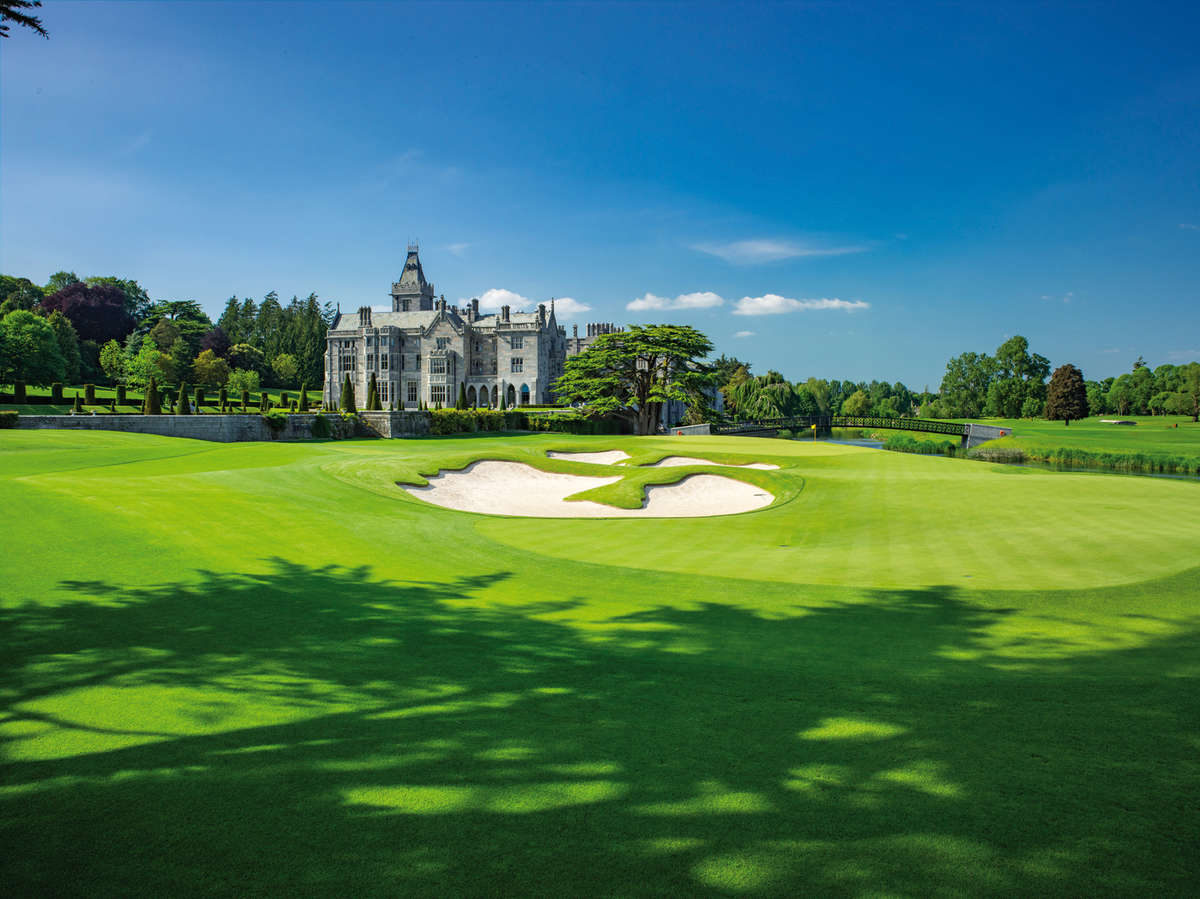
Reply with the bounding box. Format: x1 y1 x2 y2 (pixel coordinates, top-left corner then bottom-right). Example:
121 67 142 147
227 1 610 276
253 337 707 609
391 242 436 311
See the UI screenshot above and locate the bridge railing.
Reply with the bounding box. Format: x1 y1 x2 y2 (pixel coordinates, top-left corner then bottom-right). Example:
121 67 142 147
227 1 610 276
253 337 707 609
711 415 967 437
831 416 966 436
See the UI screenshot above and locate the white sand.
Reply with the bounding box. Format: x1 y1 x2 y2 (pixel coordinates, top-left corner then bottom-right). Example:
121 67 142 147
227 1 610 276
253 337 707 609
545 450 631 465
645 455 781 470
401 460 773 518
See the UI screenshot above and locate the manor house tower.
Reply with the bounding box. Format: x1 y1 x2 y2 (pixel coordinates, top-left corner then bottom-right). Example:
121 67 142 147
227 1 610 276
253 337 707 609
323 245 572 409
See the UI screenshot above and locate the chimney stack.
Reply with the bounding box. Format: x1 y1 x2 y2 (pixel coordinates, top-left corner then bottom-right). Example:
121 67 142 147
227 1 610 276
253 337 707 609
501 305 510 322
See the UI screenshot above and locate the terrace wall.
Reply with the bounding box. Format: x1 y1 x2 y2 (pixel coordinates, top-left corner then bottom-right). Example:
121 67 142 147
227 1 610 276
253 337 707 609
16 414 336 442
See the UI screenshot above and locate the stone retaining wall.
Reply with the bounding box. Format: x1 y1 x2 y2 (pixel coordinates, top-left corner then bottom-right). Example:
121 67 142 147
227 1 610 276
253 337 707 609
16 414 335 442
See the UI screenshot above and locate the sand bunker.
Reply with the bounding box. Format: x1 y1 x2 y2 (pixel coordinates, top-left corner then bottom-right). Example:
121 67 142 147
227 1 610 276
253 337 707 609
402 460 773 518
645 456 781 470
545 450 631 465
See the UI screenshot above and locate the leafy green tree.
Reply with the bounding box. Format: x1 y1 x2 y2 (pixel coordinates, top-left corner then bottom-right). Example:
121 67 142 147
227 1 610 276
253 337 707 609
554 324 713 434
1180 362 1200 422
99 339 126 383
44 271 80 294
271 353 300 387
227 368 261 395
140 300 212 355
340 373 356 413
939 351 994 417
841 389 872 417
167 337 193 384
46 310 81 383
985 336 1049 418
0 309 65 386
227 343 267 376
0 275 44 316
149 317 180 351
1084 380 1107 415
1107 375 1134 415
192 349 231 388
125 336 172 388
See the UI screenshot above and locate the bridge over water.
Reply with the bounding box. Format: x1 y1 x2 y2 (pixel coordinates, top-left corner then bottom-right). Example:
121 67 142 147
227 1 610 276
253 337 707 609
707 416 1011 449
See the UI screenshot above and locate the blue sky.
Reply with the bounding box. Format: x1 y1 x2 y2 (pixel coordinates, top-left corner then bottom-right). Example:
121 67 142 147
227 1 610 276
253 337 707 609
2 1 1198 386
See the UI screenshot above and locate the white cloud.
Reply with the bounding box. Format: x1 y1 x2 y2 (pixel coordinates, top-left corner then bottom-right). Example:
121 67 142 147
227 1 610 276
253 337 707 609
1167 348 1200 360
733 330 755 338
475 287 532 309
732 295 869 316
1180 223 1199 230
692 239 866 264
466 288 589 319
445 242 471 256
548 297 592 319
1041 291 1074 303
626 291 724 311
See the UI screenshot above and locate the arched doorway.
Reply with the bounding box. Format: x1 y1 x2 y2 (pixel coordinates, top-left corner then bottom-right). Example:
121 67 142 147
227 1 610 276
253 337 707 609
520 384 530 406
466 385 477 407
506 384 516 407
491 386 499 407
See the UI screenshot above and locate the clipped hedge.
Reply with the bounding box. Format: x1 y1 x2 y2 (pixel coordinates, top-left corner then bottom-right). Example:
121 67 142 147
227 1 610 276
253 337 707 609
429 409 527 435
525 412 628 435
0 411 18 429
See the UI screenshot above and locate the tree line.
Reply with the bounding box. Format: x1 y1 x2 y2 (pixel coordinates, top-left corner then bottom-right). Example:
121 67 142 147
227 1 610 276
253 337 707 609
709 334 1199 424
0 272 334 396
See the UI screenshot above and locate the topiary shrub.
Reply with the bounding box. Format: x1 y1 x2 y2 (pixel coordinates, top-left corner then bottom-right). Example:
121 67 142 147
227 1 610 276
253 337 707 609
340 374 356 413
241 389 250 411
51 383 64 402
72 393 82 414
298 383 310 412
176 381 191 415
219 386 228 408
280 392 289 408
194 387 204 410
116 384 127 405
14 381 26 403
145 377 161 415
260 393 270 413
85 384 96 404
109 399 116 413
0 411 18 428
366 373 380 411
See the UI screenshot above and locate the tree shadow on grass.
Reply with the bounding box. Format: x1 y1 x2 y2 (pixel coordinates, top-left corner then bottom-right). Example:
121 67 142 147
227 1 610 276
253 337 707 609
1 562 1198 895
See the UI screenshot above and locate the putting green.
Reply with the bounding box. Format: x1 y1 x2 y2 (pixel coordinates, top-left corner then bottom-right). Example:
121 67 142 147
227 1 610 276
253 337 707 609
1 430 1197 895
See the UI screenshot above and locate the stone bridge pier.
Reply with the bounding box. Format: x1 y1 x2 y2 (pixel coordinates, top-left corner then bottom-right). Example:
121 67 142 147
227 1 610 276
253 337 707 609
962 423 1012 449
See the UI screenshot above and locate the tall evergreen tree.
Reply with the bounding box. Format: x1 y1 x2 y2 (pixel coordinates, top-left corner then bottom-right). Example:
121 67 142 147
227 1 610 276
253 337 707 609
457 382 467 410
298 383 310 412
340 373 356 412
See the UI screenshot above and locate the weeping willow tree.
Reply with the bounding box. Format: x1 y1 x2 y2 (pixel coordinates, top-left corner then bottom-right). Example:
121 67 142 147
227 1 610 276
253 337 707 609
725 370 819 420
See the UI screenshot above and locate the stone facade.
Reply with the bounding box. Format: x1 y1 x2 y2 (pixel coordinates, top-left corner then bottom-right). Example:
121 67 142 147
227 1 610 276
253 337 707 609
323 246 570 409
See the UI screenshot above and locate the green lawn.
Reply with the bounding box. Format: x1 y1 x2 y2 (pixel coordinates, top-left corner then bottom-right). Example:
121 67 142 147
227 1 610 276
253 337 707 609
2 431 1197 894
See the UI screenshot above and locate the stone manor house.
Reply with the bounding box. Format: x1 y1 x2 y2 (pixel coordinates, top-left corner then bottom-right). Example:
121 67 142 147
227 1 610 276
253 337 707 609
322 246 617 409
